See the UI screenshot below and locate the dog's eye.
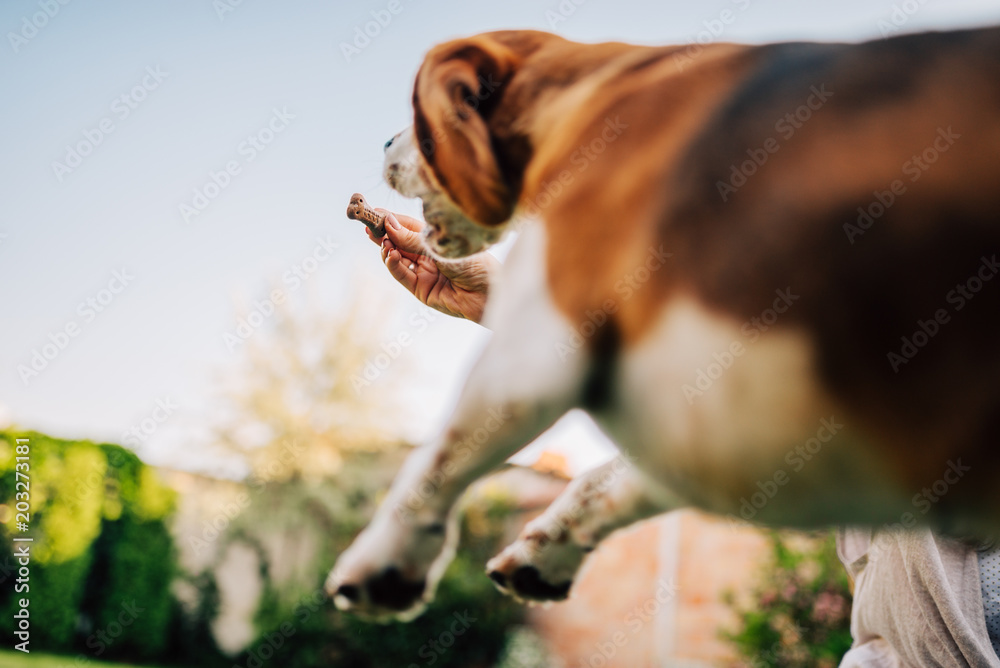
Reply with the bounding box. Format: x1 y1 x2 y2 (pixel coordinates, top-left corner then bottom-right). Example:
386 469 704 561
384 137 395 151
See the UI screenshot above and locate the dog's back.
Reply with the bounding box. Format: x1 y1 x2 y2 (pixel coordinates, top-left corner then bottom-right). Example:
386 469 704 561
664 28 1000 525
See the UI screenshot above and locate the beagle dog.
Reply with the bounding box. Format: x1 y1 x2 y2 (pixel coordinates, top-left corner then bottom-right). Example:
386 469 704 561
328 27 1000 619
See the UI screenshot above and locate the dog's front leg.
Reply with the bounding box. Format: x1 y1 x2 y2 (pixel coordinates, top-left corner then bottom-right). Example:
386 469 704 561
485 455 682 602
326 223 590 620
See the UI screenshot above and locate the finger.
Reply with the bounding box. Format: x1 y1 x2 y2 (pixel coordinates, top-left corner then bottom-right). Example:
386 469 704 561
379 211 430 256
381 238 415 270
381 238 405 270
380 210 424 234
383 247 419 292
386 224 429 257
392 245 427 265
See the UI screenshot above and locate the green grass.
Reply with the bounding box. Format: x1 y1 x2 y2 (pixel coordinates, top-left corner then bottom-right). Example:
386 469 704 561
0 649 167 668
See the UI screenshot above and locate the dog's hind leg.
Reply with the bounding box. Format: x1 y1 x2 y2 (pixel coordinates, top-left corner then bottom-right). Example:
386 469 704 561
326 222 593 620
485 454 681 602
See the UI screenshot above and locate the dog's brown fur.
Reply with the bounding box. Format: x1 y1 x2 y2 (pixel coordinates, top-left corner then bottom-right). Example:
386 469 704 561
413 28 1000 524
327 28 1000 619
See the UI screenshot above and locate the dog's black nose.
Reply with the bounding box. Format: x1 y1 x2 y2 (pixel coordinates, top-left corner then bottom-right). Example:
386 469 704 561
510 565 572 600
366 567 426 611
336 584 361 603
384 137 394 152
488 570 508 589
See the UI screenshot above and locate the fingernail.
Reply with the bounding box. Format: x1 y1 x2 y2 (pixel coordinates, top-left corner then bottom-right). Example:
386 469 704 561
387 215 401 230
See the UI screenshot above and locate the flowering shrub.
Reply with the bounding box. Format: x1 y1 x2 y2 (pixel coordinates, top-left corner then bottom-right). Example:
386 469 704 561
723 531 852 667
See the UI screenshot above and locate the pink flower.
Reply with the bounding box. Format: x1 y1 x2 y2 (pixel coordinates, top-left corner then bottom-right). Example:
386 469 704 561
812 592 847 624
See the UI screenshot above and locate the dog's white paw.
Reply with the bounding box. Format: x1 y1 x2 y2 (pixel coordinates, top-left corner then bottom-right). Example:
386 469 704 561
485 520 592 603
325 512 459 622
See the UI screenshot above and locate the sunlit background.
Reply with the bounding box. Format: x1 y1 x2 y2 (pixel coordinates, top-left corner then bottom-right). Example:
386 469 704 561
3 0 998 476
2 1 999 667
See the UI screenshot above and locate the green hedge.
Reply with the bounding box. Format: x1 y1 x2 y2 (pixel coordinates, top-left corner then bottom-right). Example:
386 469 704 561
0 432 177 660
1 432 543 667
230 479 526 668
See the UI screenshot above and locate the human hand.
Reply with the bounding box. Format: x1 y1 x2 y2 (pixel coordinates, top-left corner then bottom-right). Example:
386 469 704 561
367 210 498 323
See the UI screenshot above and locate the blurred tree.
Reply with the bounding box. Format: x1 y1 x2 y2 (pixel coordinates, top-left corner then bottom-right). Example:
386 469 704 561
212 290 409 485
189 287 528 667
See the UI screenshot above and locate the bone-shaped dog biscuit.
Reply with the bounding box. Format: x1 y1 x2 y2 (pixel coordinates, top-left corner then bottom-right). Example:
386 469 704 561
346 193 387 238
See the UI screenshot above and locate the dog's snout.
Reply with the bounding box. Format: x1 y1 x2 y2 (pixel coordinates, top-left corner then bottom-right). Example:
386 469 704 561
336 583 361 604
511 565 572 600
366 567 426 611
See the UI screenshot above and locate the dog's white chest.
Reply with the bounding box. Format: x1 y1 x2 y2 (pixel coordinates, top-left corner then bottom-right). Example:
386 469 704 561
601 296 896 523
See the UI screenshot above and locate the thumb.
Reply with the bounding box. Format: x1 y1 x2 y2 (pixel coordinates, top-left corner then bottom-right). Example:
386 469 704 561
382 212 429 256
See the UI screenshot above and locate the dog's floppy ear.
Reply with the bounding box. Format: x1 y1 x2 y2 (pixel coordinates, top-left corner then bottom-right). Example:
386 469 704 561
413 37 520 226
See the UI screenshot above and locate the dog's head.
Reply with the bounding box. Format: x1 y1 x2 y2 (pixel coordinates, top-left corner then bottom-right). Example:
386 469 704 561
383 33 547 258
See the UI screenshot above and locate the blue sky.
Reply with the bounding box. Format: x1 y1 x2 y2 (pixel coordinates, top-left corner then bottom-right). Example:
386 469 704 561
2 0 998 475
